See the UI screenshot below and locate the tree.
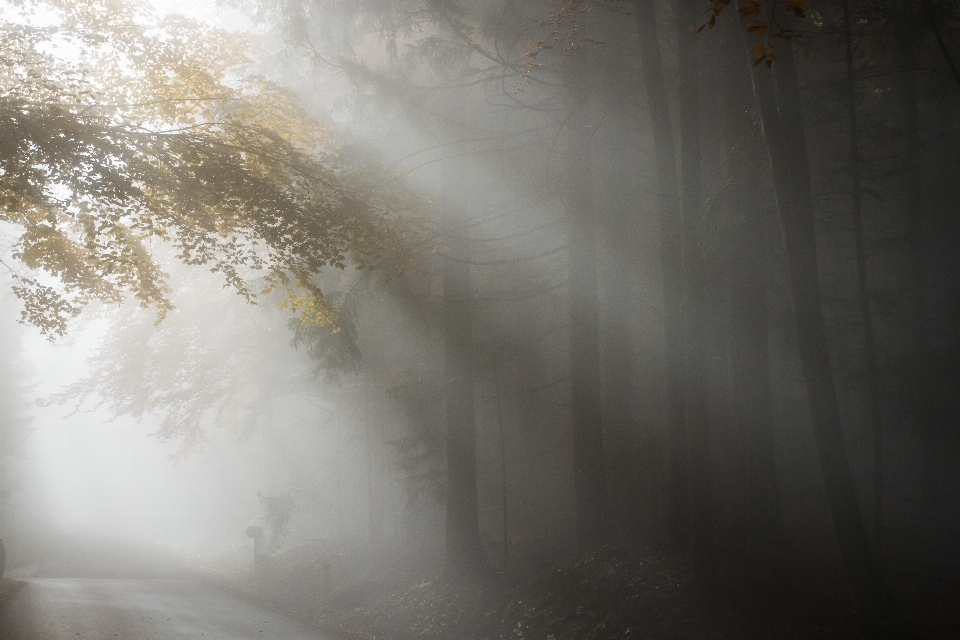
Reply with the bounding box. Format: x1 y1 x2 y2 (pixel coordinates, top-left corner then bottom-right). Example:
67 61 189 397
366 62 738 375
439 156 483 579
0 0 427 339
839 0 885 577
635 0 687 550
564 54 609 555
723 4 885 635
229 0 625 567
716 5 783 551
47 261 322 456
596 19 642 546
677 0 715 586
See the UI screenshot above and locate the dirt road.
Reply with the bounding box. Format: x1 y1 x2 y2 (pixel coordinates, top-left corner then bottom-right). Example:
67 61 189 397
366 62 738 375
0 577 337 639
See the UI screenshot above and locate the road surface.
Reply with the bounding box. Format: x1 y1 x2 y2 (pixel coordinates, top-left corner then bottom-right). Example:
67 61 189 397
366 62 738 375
0 534 338 639
0 577 338 639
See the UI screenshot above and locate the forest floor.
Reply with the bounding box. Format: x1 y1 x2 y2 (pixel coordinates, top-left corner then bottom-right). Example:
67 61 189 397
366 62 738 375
197 540 957 640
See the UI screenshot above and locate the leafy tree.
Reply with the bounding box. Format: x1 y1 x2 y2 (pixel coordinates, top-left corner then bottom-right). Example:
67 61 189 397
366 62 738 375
45 262 319 456
386 376 446 509
225 0 506 578
289 288 363 384
0 0 428 338
258 488 299 550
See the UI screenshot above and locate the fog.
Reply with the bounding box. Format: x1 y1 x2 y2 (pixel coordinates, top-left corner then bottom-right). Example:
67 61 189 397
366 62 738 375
12 302 264 546
2 0 959 638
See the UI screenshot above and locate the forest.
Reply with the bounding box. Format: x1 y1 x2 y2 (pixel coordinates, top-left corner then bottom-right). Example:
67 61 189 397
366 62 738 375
0 0 958 638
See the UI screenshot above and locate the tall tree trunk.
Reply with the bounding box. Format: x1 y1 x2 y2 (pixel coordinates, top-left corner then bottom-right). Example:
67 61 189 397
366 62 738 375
899 8 943 573
842 0 885 579
922 0 960 92
441 182 483 580
601 64 638 544
365 390 384 544
902 52 928 354
677 0 714 584
733 6 883 634
602 148 636 542
718 13 783 549
636 1 687 548
565 60 609 556
494 374 509 572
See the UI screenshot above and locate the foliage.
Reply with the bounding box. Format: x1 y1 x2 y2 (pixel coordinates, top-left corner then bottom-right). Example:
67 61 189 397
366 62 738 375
43 263 317 456
258 489 299 549
386 376 445 507
0 0 430 338
289 313 362 384
225 548 765 640
288 282 364 384
222 0 434 63
528 0 812 69
699 0 808 66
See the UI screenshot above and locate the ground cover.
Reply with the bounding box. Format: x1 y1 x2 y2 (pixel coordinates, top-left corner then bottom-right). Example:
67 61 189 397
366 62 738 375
198 541 885 639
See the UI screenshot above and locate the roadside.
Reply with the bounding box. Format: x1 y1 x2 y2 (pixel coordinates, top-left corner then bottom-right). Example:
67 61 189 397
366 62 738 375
0 579 27 610
196 541 868 639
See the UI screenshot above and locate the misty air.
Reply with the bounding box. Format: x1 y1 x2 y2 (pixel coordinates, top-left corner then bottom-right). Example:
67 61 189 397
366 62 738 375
0 1 958 638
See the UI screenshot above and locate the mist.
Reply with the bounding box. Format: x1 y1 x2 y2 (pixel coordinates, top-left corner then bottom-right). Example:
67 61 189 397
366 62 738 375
1 1 959 638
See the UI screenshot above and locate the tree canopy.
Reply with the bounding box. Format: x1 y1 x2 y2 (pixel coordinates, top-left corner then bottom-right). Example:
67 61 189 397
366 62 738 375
0 0 429 337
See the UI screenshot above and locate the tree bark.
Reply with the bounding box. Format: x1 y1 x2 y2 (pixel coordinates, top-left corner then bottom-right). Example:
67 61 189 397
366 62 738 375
733 5 883 634
718 11 783 549
902 52 928 354
441 177 483 581
677 0 714 584
602 107 637 543
565 61 609 556
922 0 960 91
636 0 687 548
364 390 385 544
842 0 885 578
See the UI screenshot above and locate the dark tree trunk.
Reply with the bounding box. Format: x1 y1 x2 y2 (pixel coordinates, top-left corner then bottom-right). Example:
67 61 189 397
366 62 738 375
677 0 714 584
923 0 960 91
718 12 783 549
902 53 928 354
441 191 483 581
602 104 637 544
842 0 885 577
494 374 509 572
565 61 609 556
636 1 687 548
733 6 883 634
365 391 385 544
898 13 943 579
